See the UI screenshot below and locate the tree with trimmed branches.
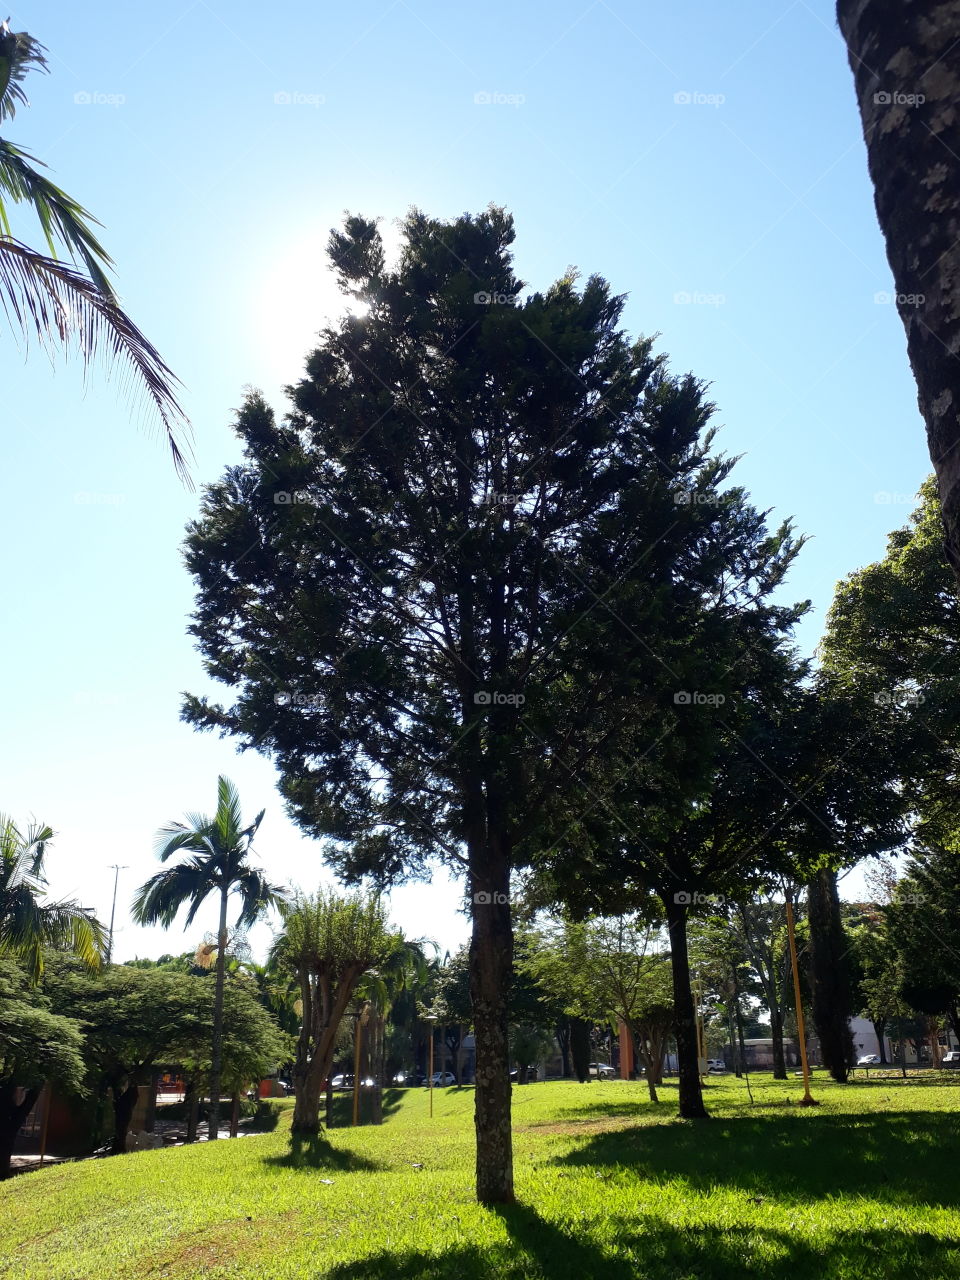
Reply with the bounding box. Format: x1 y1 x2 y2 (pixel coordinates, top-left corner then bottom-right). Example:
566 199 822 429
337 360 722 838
271 888 399 1135
132 777 286 1141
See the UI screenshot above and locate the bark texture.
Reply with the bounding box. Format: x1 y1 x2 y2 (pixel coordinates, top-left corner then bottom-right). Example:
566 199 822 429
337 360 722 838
664 896 708 1119
838 0 960 575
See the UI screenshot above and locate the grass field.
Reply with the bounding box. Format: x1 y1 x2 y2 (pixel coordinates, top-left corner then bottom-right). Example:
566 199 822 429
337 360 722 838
3 1072 960 1279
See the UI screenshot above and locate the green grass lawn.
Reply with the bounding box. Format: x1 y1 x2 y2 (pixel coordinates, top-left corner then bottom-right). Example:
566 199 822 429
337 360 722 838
3 1072 960 1279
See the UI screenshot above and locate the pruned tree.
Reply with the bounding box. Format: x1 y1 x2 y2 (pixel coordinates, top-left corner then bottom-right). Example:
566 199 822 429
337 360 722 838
271 889 398 1135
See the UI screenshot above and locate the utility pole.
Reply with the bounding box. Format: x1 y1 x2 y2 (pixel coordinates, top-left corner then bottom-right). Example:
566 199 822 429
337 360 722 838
106 864 128 964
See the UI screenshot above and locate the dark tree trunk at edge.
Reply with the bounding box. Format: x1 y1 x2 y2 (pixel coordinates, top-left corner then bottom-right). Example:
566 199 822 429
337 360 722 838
0 1084 40 1179
837 0 960 578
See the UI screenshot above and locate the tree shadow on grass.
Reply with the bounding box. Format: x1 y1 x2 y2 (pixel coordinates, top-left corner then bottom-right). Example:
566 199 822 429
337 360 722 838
554 1109 960 1209
261 1133 382 1173
321 1206 960 1280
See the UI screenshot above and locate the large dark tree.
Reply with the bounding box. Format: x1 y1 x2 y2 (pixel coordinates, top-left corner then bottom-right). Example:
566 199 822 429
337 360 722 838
181 206 806 1195
837 2 960 577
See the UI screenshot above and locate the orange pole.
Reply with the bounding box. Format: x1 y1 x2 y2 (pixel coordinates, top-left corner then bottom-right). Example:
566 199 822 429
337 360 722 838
785 896 817 1106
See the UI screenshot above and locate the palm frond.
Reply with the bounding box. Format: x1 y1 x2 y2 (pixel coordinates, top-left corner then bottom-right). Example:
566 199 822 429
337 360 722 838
0 236 192 480
215 776 244 846
0 139 114 293
0 23 46 123
131 864 212 928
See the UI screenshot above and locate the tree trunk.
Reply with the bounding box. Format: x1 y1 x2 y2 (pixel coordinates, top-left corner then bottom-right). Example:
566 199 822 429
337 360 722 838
664 894 708 1119
556 1019 572 1078
0 1084 40 1179
632 1025 659 1102
208 884 230 1141
771 1008 788 1080
873 1018 888 1063
185 1079 200 1143
570 1018 591 1082
469 850 514 1204
808 869 855 1083
727 1004 741 1078
111 1081 139 1154
292 1063 325 1134
837 0 960 578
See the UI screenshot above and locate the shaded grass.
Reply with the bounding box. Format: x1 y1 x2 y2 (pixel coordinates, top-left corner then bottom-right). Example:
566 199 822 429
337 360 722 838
3 1074 960 1279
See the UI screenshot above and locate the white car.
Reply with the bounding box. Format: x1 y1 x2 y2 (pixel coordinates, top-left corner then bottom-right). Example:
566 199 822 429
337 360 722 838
856 1054 882 1067
942 1051 960 1069
428 1071 457 1086
706 1059 726 1074
588 1062 617 1079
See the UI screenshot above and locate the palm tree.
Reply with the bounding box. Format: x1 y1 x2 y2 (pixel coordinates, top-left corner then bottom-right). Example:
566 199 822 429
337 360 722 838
132 777 286 1140
0 22 190 477
837 2 960 577
0 814 106 981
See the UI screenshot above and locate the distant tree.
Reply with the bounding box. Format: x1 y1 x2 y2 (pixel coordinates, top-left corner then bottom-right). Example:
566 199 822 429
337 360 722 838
508 1025 555 1083
44 961 208 1153
0 815 105 981
0 958 86 1176
0 22 189 474
271 889 398 1135
132 777 286 1141
837 6 960 577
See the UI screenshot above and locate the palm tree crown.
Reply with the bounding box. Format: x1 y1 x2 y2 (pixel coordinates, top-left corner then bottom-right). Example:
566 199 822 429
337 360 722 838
133 777 284 932
0 814 106 981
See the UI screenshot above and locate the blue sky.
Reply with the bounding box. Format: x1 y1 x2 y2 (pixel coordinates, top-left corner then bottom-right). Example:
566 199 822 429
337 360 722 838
1 0 929 961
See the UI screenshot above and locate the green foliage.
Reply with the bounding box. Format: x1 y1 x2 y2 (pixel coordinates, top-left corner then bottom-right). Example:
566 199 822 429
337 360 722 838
0 959 85 1096
0 815 106 981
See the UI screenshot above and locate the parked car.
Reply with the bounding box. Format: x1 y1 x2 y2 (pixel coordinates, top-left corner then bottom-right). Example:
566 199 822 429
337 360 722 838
588 1062 616 1079
942 1051 960 1069
330 1074 354 1090
706 1059 726 1074
856 1054 882 1067
428 1071 457 1087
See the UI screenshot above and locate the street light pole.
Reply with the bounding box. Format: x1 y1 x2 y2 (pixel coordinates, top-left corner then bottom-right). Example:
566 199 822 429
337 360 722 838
426 1015 437 1118
106 864 128 964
